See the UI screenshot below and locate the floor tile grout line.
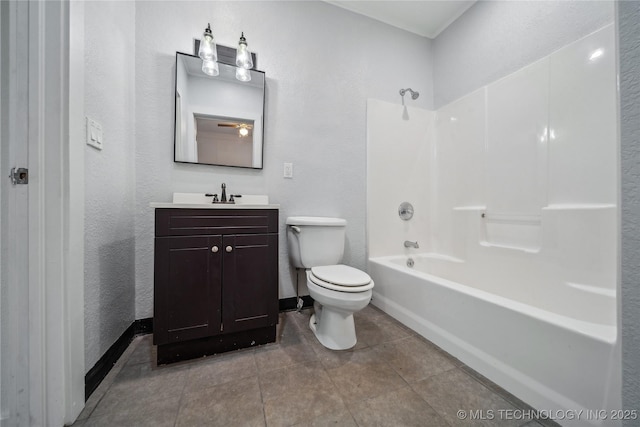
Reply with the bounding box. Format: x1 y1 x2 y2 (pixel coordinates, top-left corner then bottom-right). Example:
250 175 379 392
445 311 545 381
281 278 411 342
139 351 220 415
372 345 452 426
405 379 457 427
255 351 270 426
286 310 362 426
172 362 191 427
318 345 360 426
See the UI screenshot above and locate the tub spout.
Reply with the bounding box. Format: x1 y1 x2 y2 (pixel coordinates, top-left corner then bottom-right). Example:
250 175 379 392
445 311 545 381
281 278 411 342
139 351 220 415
404 240 419 249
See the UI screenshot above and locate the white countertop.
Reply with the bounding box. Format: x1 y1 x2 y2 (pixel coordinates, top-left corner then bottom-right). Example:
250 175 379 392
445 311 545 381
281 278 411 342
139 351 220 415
150 202 280 209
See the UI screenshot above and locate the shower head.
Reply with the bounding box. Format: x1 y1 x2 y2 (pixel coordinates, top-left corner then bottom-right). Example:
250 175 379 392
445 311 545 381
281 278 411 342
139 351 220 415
399 88 419 100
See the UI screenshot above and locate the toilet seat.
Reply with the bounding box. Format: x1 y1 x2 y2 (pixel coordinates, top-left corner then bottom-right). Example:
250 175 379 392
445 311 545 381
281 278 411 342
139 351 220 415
309 265 374 293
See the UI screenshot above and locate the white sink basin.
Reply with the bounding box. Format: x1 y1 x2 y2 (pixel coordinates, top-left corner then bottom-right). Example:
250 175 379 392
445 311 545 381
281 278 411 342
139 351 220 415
172 193 269 205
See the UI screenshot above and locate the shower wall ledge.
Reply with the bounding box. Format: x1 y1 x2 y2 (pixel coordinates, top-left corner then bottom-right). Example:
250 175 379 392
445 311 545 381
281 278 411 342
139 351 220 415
542 203 616 210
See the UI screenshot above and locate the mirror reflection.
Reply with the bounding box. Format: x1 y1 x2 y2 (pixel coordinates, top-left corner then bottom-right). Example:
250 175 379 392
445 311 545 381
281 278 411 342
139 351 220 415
174 52 265 168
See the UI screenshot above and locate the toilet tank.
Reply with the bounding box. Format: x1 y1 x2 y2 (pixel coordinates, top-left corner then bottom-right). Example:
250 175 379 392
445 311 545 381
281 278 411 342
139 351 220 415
286 216 346 268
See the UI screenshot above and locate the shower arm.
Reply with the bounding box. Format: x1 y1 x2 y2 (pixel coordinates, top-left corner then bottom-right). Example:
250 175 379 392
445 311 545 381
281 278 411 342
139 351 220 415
399 88 420 101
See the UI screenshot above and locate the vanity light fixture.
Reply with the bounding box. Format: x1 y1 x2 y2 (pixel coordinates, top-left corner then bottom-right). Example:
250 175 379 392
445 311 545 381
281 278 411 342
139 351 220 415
239 126 249 137
198 23 217 62
198 23 219 76
235 32 253 69
235 32 253 82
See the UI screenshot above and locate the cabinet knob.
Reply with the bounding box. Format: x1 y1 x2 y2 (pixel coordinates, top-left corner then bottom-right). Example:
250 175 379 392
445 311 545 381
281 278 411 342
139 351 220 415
211 246 219 253
226 245 233 253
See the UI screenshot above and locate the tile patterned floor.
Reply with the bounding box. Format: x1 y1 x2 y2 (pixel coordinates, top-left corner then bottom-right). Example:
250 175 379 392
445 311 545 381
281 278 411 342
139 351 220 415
73 306 560 427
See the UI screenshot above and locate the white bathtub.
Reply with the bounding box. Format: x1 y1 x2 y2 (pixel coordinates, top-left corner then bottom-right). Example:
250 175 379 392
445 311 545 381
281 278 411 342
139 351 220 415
368 254 621 427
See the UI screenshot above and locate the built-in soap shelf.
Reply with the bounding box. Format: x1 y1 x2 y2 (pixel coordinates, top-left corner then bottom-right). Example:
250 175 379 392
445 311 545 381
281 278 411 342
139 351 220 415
479 211 542 253
453 206 542 253
453 204 616 254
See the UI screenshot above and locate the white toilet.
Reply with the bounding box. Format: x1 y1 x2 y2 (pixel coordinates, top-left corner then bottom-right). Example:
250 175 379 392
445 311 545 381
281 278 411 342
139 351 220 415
286 216 374 350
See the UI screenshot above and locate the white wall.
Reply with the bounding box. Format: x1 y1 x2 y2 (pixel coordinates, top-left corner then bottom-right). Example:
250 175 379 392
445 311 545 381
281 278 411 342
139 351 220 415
134 1 433 318
432 0 614 108
84 1 136 371
618 0 640 419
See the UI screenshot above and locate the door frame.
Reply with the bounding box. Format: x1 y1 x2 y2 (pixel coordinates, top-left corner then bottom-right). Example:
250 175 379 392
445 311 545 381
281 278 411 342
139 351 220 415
1 0 85 425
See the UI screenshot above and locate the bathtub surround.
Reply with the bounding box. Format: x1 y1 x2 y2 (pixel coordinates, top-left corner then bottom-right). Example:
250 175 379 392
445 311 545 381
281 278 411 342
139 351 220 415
367 24 619 425
619 0 640 421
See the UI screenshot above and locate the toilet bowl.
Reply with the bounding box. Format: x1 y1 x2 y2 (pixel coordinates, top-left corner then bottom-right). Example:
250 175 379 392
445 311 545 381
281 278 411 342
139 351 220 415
306 265 373 350
286 216 374 350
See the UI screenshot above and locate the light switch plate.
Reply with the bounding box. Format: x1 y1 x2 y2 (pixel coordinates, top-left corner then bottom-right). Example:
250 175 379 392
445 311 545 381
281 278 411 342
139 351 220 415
86 117 103 150
283 162 293 178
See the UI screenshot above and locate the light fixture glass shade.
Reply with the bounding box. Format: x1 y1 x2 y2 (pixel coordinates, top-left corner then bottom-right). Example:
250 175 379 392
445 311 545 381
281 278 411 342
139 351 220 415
198 24 217 62
239 127 249 137
235 32 253 69
202 59 219 76
235 66 251 82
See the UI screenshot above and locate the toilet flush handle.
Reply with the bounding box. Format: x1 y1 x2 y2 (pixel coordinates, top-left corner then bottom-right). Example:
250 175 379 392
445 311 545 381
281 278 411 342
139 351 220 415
290 225 301 233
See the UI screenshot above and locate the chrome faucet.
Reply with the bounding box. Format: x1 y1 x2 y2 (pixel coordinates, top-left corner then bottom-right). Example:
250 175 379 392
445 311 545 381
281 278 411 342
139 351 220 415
404 240 419 249
221 183 227 203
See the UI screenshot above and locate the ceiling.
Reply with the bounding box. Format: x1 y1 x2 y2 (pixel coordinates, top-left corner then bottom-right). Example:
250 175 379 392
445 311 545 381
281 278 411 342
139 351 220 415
326 0 477 39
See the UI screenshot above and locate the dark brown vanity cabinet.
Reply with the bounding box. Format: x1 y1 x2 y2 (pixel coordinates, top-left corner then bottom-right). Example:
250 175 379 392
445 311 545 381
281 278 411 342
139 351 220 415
153 208 278 364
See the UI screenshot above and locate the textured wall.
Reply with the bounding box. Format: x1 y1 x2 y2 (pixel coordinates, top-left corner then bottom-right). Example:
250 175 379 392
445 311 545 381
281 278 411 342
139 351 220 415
134 1 433 318
432 0 613 108
619 1 640 418
84 1 136 372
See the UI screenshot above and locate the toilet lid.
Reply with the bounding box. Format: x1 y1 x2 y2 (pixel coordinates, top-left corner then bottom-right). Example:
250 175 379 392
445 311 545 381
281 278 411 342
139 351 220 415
311 264 372 287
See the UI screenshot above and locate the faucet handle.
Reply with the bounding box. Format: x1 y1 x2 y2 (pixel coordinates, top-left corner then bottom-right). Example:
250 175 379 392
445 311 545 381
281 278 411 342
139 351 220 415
212 194 219 203
229 195 235 203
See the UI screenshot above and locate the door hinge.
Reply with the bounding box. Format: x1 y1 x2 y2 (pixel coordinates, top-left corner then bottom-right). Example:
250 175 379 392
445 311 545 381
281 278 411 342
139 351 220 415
9 167 28 185
220 323 224 332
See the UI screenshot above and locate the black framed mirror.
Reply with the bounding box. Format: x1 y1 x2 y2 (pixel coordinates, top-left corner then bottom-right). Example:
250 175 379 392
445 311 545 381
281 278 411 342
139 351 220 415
174 51 265 169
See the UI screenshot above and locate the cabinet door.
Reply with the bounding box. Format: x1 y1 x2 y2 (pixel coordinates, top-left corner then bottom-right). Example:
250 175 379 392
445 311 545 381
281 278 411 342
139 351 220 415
222 233 278 333
154 235 222 345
